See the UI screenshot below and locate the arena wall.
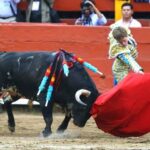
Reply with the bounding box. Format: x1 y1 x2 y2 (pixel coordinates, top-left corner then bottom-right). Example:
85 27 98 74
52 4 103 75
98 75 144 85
0 24 150 93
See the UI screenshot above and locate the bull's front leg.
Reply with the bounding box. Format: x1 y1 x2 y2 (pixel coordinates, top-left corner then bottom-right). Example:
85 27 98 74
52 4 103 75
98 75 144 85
0 104 3 113
40 101 53 137
4 101 15 132
57 108 71 133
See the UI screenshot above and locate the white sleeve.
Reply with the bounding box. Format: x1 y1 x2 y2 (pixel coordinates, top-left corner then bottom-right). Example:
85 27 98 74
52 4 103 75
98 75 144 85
13 0 21 3
97 14 107 25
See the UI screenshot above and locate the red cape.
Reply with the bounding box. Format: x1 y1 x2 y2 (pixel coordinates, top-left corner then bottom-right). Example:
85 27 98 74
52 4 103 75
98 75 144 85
91 73 150 137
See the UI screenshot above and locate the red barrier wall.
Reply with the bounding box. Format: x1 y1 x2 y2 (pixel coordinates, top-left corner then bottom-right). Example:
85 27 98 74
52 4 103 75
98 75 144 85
19 0 150 12
0 23 150 92
53 0 114 11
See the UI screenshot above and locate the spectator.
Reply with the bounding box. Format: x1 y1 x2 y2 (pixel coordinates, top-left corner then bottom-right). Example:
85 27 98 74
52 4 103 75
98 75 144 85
111 3 142 28
75 0 107 26
108 26 143 85
0 0 21 23
25 0 60 23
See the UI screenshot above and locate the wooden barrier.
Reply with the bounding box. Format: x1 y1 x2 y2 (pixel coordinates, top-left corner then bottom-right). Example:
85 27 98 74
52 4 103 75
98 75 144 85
54 0 150 12
18 0 114 12
18 0 150 12
0 23 150 92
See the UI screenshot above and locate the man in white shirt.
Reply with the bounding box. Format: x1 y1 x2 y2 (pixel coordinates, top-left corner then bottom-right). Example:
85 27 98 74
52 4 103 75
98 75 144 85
75 0 107 26
113 3 142 28
0 0 20 23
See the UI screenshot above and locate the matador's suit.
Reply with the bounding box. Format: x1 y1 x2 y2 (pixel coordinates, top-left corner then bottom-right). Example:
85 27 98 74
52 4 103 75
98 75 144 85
108 26 143 85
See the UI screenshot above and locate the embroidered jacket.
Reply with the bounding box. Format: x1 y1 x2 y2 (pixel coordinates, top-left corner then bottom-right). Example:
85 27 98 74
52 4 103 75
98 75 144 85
108 27 143 85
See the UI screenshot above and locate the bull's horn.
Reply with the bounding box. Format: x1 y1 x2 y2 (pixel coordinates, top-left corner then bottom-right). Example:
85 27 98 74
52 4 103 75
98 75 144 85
75 89 91 106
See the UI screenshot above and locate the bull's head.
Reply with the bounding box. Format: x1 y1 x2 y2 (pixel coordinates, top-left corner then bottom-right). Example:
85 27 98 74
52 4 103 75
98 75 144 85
59 51 100 127
72 87 99 127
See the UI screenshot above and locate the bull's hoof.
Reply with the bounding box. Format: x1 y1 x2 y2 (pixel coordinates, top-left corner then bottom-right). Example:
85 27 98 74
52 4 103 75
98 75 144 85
57 130 65 134
57 128 65 134
41 129 51 137
8 126 15 132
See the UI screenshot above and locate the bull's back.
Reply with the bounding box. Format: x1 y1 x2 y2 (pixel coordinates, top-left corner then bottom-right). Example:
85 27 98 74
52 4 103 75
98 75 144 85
0 51 55 99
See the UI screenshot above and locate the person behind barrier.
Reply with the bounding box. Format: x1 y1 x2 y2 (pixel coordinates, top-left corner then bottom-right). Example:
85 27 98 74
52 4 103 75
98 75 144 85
0 0 21 23
25 0 60 23
108 26 144 85
75 0 107 26
112 3 142 28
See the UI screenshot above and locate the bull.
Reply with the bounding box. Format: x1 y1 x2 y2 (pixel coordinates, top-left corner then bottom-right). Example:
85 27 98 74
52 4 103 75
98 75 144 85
0 50 104 137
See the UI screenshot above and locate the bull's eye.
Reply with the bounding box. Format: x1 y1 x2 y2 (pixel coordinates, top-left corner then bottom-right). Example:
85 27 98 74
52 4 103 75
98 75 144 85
67 61 74 68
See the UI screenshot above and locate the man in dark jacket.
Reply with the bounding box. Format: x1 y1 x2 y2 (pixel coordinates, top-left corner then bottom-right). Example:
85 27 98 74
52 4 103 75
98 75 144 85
25 0 60 23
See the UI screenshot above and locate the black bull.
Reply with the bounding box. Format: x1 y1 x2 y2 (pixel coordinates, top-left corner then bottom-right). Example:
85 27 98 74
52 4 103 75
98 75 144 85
0 51 100 137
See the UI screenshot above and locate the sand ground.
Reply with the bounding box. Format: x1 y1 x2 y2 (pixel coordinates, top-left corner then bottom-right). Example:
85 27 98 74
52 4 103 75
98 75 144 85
0 111 150 150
